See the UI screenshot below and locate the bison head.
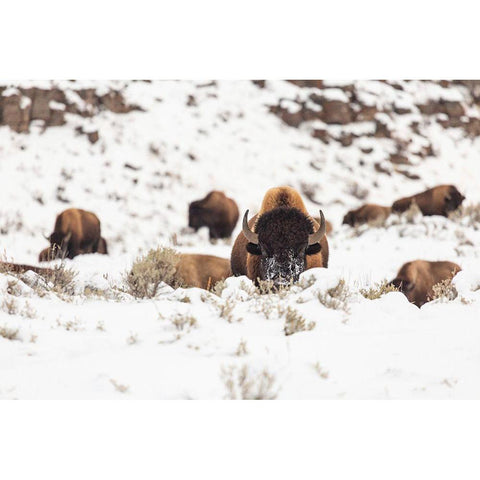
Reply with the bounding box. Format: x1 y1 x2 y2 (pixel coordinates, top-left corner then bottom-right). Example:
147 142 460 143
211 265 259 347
242 207 326 286
188 201 207 231
444 186 465 214
45 231 72 258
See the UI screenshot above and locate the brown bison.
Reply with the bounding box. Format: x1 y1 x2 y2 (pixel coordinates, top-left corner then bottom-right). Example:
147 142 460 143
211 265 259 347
188 191 239 239
342 204 391 226
391 185 465 217
390 260 461 307
177 254 231 290
231 186 329 286
39 208 108 261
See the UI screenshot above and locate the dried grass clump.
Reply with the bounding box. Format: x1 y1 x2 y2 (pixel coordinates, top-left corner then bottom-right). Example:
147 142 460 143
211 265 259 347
235 339 248 356
126 247 183 298
219 298 236 322
256 279 292 297
39 263 77 295
430 278 458 303
2 297 19 315
211 279 227 297
283 306 315 336
317 279 351 312
0 325 19 341
402 201 422 223
221 364 278 400
360 280 398 300
170 313 197 331
449 203 480 229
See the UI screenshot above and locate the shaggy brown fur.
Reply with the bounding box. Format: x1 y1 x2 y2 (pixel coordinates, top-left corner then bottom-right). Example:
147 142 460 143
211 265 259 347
189 191 239 239
391 185 465 217
342 204 391 226
231 186 329 285
390 260 461 307
39 208 107 261
177 254 231 290
0 261 54 276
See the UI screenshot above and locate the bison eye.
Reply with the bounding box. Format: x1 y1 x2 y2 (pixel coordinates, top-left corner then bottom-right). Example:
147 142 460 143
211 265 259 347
305 243 321 255
246 242 262 256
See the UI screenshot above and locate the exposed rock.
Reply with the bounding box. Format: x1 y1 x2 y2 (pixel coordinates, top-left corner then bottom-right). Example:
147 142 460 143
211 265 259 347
389 153 410 165
288 80 323 88
321 100 353 125
311 128 330 144
0 85 141 133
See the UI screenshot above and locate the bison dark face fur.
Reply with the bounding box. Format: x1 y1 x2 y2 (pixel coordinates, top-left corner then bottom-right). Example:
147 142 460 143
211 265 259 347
444 186 465 214
244 207 324 286
47 230 72 259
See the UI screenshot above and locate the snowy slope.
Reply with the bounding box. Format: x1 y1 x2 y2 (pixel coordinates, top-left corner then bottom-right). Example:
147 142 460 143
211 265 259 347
1 80 480 399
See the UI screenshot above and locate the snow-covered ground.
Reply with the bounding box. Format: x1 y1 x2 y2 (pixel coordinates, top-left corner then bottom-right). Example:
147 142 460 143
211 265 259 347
1 80 480 399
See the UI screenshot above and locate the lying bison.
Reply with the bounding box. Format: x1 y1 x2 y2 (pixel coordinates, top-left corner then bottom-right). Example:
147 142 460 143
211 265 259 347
188 191 239 239
342 204 391 226
177 254 231 290
231 186 329 287
390 260 461 307
391 185 465 217
39 208 108 261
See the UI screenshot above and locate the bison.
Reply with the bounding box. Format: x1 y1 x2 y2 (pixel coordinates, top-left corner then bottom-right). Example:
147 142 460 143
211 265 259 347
39 208 108 261
390 260 461 307
188 191 239 239
231 186 329 287
391 185 465 217
177 254 231 290
342 204 391 226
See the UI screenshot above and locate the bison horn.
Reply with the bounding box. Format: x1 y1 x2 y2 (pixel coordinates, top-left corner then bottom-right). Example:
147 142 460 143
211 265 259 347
308 210 326 245
43 233 50 240
242 210 259 244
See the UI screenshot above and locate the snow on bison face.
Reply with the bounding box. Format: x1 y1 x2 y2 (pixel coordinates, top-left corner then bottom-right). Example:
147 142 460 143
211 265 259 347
243 207 326 286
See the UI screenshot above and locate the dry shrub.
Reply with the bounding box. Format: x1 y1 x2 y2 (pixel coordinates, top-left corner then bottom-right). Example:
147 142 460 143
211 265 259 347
402 201 422 223
430 278 458 303
221 364 278 400
110 379 129 394
360 280 398 300
449 203 480 229
312 362 329 379
0 325 19 341
170 313 197 331
126 247 183 298
284 306 315 336
2 297 18 315
219 299 236 322
256 279 292 297
317 279 350 312
211 279 227 297
235 339 248 356
38 262 77 295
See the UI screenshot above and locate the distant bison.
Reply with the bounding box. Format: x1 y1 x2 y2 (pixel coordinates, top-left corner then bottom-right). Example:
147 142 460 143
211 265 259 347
390 260 461 307
391 185 465 217
188 191 239 239
39 208 108 261
177 254 231 290
342 204 391 226
231 186 329 287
